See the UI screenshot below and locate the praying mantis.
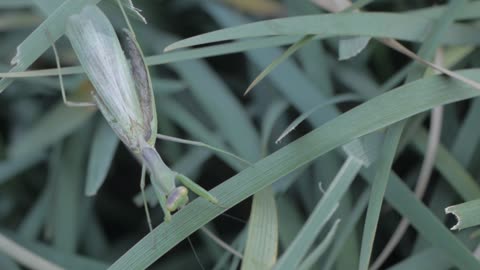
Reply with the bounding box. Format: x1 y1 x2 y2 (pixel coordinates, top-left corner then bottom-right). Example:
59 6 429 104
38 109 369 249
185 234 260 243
52 4 225 223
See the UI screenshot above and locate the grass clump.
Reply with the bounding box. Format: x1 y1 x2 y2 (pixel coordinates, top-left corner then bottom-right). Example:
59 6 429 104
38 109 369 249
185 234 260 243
1 1 480 269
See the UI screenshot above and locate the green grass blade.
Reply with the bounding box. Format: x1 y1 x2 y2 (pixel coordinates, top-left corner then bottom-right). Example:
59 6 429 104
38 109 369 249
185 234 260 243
169 60 261 162
165 12 480 51
151 78 186 95
277 195 304 248
203 3 341 124
0 36 307 79
412 129 480 201
274 203 338 270
139 30 263 162
241 187 278 270
451 97 480 165
0 0 100 93
157 98 246 171
5 3 480 270
51 125 91 252
297 41 333 95
0 153 44 185
18 185 51 239
363 1 466 267
260 100 288 156
7 102 95 158
342 133 383 167
241 98 286 269
298 219 340 270
338 37 371 61
407 2 480 20
358 122 403 270
360 166 480 270
275 155 363 270
244 35 314 95
276 94 363 143
324 190 369 270
85 116 119 196
107 70 480 270
445 199 480 230
213 229 247 270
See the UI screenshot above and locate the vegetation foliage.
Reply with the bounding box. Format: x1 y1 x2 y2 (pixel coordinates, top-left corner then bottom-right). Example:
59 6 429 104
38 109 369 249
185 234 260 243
1 1 480 269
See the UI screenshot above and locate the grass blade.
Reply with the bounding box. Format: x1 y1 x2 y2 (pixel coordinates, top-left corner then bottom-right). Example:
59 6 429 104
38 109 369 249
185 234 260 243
358 122 403 270
85 116 119 196
241 187 278 270
446 199 480 230
165 12 480 51
0 0 100 93
107 69 480 270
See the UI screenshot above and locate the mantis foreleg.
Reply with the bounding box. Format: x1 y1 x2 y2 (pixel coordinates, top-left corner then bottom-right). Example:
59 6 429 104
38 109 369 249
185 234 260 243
176 174 218 205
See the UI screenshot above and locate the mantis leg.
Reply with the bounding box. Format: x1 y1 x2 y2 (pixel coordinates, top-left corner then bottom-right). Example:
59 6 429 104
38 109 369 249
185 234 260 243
48 30 95 107
140 166 153 232
176 174 219 204
156 133 252 167
149 178 172 221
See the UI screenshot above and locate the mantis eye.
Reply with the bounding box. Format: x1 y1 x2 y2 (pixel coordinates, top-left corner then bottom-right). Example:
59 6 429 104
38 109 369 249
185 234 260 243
166 186 189 212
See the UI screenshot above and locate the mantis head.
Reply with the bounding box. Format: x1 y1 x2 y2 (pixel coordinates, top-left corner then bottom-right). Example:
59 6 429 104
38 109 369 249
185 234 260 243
166 186 189 212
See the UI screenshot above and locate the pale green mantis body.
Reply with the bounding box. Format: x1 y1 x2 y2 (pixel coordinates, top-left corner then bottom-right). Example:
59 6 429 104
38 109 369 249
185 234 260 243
58 4 220 222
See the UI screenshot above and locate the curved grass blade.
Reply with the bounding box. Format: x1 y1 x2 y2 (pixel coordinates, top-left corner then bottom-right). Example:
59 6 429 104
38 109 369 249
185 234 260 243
409 2 480 20
241 187 278 270
298 219 340 270
275 152 363 270
51 125 91 252
0 0 100 93
324 190 369 270
0 36 302 79
274 203 338 270
260 99 288 156
360 1 467 268
169 59 261 162
85 116 119 196
244 35 314 95
338 37 371 60
165 12 480 51
108 69 480 270
276 94 363 143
